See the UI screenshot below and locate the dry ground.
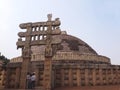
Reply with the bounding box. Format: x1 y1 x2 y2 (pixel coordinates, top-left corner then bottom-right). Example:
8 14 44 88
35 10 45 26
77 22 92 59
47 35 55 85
2 85 120 90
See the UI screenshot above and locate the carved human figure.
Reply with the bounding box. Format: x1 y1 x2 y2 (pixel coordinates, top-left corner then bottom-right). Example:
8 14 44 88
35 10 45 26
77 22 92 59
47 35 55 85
45 44 52 57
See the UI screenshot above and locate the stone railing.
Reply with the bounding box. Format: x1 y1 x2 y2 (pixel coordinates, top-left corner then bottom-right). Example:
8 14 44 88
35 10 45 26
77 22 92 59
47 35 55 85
53 52 110 63
31 52 110 63
10 57 23 63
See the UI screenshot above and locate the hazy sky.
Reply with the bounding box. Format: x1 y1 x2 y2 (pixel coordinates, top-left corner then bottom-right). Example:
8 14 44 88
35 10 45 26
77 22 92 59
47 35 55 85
0 0 120 64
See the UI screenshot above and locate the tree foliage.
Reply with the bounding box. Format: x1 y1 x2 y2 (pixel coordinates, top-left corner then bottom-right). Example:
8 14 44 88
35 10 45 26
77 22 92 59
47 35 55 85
0 54 10 69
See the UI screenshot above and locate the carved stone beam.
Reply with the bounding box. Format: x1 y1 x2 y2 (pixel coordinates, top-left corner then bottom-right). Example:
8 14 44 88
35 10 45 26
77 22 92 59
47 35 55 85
19 20 60 29
19 23 32 29
30 38 61 46
18 30 61 37
17 38 61 48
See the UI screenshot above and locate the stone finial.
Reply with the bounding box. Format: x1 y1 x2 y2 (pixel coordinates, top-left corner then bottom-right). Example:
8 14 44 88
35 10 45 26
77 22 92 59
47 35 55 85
47 14 52 21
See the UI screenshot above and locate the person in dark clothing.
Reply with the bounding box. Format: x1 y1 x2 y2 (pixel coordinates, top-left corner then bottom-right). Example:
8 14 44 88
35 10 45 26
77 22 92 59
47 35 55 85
26 72 31 89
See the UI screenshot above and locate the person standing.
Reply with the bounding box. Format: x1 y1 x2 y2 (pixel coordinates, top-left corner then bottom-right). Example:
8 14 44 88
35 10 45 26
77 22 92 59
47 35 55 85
31 72 36 89
26 72 31 89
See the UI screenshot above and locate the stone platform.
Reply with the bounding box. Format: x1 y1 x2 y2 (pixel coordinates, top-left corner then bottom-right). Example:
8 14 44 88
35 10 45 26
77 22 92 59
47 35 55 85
54 85 120 90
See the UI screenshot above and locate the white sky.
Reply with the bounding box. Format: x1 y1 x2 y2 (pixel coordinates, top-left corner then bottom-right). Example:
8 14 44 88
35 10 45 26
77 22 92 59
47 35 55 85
0 0 120 64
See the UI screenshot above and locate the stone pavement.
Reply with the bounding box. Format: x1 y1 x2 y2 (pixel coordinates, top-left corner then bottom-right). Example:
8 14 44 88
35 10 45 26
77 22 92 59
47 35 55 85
2 85 120 90
55 85 120 90
0 89 42 90
0 87 42 90
0 86 42 90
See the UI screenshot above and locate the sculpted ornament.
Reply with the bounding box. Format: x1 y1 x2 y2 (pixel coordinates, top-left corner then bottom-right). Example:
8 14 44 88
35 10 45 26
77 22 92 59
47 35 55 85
45 45 52 57
22 48 31 58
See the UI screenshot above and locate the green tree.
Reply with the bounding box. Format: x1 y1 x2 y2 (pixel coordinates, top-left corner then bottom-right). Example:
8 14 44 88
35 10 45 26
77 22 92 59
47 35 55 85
0 54 10 69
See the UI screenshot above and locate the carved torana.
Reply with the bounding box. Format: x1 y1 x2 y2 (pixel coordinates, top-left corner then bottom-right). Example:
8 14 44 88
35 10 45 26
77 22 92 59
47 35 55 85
16 14 61 89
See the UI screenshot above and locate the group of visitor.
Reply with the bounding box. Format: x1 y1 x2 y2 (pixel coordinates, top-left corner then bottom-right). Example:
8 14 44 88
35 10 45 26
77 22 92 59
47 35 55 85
26 72 36 89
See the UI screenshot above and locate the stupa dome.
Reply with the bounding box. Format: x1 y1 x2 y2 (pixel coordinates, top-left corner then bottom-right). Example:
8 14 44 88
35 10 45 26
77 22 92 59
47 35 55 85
53 34 97 55
30 32 110 64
